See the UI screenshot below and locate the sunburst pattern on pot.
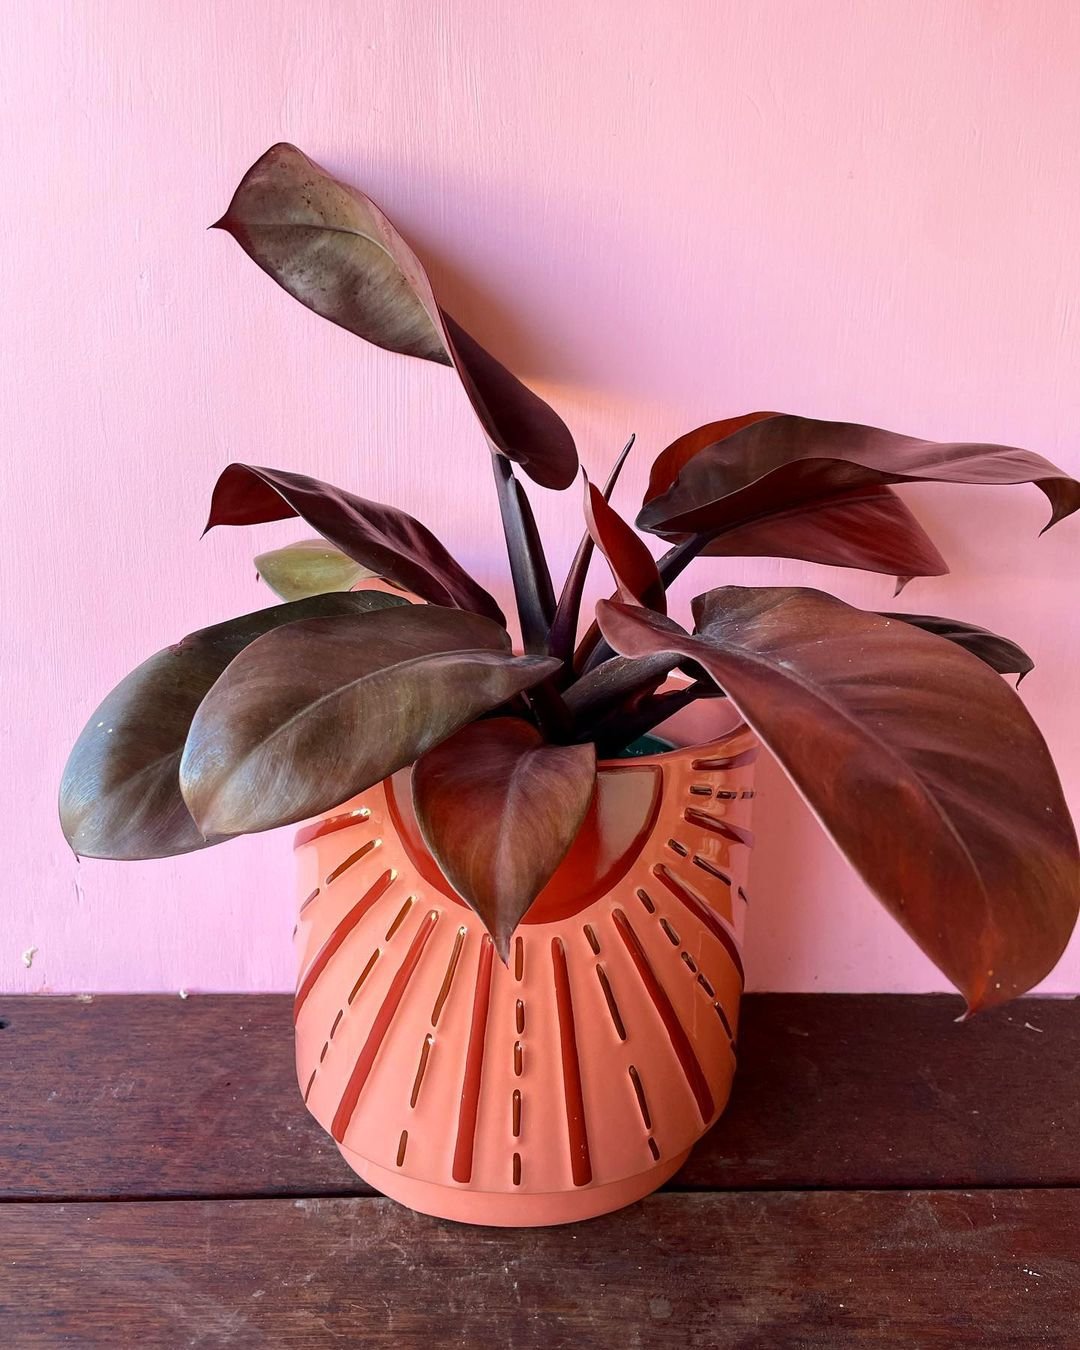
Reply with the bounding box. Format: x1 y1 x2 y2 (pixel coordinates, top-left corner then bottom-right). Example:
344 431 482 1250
293 725 757 1227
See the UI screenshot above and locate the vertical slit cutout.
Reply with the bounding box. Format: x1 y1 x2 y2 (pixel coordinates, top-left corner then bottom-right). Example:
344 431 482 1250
410 1033 434 1108
432 926 467 1027
595 965 627 1041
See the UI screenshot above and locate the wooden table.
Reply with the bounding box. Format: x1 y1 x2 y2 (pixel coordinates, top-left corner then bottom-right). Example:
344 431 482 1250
0 993 1076 1346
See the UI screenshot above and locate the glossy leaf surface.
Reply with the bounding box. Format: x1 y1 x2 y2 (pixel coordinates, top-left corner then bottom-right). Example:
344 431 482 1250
206 463 504 624
597 588 1079 1010
413 717 596 959
491 456 555 654
254 538 375 602
644 411 777 504
564 649 687 736
214 143 577 489
880 612 1034 680
583 476 666 612
638 414 1080 560
59 591 403 860
180 606 560 838
696 485 948 579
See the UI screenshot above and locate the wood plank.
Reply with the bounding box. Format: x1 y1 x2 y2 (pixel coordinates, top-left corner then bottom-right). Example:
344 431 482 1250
1 1191 1077 1347
1 993 1077 1199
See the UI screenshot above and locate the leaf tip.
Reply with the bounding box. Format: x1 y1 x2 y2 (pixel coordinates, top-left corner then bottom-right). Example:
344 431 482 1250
493 930 514 967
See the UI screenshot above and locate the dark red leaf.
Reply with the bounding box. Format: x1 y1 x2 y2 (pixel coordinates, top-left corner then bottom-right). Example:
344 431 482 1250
490 456 555 654
564 645 689 737
204 463 504 624
644 411 777 504
697 485 948 580
59 590 404 860
179 605 560 839
213 143 577 489
412 718 597 959
880 613 1034 680
638 415 1080 550
583 476 666 612
597 589 1079 1010
549 434 636 665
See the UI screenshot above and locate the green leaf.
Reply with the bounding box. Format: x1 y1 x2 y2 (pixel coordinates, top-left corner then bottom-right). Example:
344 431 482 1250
254 538 375 602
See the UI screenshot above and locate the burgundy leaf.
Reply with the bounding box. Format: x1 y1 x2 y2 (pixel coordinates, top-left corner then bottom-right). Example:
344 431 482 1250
644 411 777 504
59 590 404 860
880 613 1034 680
549 434 636 665
638 415 1080 550
490 455 555 654
697 485 948 580
205 463 504 624
597 589 1079 1010
564 642 690 738
412 718 597 959
214 143 578 489
583 476 666 612
179 605 560 838
588 681 722 757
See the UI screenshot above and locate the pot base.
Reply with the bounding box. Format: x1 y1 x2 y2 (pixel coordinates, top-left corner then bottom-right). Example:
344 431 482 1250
338 1143 691 1228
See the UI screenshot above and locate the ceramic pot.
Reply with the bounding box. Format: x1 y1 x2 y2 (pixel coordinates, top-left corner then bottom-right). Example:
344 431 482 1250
293 710 757 1227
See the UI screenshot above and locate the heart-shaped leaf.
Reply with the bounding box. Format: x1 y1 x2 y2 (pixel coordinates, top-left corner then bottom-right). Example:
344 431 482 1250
205 463 504 624
59 590 404 860
214 143 578 489
583 476 666 612
255 538 377 601
597 589 1079 1010
180 605 561 838
413 718 597 959
880 613 1034 680
637 415 1080 561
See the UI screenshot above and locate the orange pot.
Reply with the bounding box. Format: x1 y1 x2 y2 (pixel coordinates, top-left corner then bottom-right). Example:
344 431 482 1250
293 710 756 1226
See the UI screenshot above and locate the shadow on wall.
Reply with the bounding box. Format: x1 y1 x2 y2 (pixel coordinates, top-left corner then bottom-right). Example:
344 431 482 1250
321 149 747 406
740 751 832 992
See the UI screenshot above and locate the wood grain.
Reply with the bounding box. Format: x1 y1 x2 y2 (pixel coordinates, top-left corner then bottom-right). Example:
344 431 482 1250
2 993 1076 1199
6 1 1080 1000
1 1190 1076 1347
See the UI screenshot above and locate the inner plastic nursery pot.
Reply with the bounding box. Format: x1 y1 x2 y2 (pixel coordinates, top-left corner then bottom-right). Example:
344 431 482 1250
293 705 756 1226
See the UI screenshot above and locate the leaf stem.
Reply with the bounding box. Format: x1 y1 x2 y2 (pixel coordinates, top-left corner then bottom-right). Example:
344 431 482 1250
576 533 708 675
491 455 555 654
549 434 636 668
527 678 576 743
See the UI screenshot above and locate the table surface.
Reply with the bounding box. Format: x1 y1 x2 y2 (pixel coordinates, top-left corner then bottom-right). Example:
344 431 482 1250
0 992 1076 1347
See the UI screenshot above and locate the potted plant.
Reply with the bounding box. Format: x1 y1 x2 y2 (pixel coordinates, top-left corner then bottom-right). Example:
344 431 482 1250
60 144 1079 1227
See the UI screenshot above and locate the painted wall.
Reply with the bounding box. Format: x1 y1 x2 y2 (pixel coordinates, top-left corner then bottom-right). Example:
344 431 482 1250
4 0 1079 994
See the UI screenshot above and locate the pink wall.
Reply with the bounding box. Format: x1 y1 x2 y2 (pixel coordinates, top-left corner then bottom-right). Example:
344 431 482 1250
4 0 1080 994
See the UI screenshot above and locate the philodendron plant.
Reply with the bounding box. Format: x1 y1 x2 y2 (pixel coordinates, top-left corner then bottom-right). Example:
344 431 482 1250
61 143 1080 1011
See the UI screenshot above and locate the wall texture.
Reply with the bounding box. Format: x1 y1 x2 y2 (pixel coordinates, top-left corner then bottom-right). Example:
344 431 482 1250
4 0 1079 994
